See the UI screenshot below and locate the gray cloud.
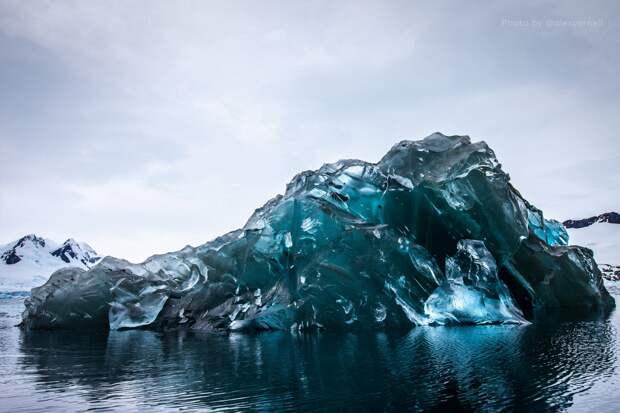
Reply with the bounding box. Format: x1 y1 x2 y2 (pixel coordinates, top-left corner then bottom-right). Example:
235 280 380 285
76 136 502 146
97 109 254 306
0 0 618 261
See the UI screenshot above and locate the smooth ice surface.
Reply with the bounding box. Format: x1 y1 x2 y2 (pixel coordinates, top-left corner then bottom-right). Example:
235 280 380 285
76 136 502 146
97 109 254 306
424 240 527 325
21 133 614 331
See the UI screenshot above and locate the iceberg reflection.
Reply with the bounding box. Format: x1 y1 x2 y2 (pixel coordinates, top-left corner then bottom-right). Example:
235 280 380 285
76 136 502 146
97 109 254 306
18 314 616 411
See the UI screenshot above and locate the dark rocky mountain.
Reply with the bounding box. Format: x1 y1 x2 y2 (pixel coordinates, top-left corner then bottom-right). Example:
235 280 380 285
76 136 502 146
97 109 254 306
563 212 620 229
51 239 100 267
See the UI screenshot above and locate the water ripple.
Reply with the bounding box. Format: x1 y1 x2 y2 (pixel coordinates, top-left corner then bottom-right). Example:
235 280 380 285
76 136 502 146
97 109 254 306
0 296 619 411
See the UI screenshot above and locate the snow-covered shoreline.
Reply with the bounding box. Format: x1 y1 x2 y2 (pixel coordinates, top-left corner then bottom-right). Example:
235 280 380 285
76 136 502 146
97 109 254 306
567 219 619 281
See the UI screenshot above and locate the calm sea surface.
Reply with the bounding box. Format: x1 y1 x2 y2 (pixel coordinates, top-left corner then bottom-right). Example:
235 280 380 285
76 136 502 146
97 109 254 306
3 286 620 412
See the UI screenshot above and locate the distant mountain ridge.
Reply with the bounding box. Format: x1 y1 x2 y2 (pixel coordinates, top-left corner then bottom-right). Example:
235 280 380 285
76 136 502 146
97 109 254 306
565 212 619 281
0 234 101 293
563 212 620 229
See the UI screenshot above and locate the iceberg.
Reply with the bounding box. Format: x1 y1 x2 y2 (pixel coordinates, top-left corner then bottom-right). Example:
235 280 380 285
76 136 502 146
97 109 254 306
21 133 614 332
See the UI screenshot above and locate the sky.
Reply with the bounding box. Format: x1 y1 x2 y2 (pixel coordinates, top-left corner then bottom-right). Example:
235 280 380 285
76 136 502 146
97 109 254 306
0 1 619 262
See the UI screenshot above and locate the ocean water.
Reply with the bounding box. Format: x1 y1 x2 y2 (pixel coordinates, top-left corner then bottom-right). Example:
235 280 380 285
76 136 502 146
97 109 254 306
2 287 620 412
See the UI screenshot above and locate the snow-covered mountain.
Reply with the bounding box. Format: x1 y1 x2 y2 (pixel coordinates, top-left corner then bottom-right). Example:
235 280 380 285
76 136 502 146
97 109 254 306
565 212 620 280
0 234 101 293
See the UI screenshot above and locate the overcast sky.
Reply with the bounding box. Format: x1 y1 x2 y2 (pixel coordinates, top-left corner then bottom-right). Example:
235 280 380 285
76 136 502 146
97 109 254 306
1 1 619 262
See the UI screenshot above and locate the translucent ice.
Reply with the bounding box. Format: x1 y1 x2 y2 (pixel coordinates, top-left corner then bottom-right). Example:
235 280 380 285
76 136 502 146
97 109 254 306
424 240 527 325
528 210 569 247
21 133 613 331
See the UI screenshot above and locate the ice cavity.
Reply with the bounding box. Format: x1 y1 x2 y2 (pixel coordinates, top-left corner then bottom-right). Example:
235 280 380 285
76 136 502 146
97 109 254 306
424 240 527 325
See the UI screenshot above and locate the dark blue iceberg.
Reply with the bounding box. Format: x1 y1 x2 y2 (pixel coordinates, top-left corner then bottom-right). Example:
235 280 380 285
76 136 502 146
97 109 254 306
21 133 613 331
